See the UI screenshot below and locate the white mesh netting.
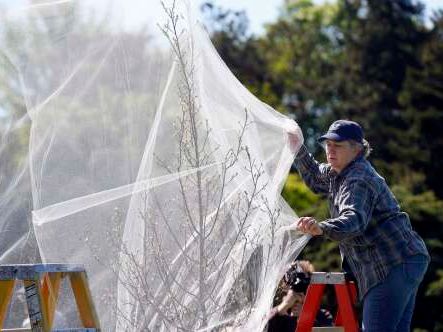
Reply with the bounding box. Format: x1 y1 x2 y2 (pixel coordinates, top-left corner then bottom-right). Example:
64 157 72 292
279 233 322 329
0 0 308 330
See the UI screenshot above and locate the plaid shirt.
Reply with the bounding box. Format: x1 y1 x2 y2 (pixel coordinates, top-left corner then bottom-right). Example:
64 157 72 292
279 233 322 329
294 145 429 299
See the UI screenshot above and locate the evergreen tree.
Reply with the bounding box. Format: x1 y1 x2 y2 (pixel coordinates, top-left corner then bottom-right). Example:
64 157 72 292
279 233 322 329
397 12 443 330
334 0 430 177
399 10 443 197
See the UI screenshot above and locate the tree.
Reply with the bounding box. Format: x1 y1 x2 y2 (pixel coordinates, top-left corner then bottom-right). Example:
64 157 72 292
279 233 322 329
258 0 342 149
103 2 298 330
399 10 443 198
396 10 443 330
333 0 430 178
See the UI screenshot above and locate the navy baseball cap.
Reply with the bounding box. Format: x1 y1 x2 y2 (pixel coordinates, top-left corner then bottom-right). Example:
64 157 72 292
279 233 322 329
318 120 364 143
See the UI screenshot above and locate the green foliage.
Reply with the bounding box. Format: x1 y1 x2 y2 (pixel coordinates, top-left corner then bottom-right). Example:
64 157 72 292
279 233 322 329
398 10 443 197
258 0 341 147
427 269 443 297
393 183 443 224
282 173 328 219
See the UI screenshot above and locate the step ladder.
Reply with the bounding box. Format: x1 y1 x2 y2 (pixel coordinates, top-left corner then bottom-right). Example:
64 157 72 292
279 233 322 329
296 272 359 332
0 264 100 332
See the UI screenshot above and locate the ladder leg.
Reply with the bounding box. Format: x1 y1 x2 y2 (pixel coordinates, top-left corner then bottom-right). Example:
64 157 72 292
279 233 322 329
0 280 15 328
334 284 359 332
296 284 326 332
23 279 50 332
69 272 100 329
348 282 358 306
40 272 62 329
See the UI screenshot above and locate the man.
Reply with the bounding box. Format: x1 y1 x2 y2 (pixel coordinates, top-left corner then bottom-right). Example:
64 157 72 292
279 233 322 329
289 120 429 331
267 260 332 332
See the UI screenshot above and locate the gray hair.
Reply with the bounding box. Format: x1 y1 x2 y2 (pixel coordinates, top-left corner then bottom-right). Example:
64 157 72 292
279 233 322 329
350 139 372 158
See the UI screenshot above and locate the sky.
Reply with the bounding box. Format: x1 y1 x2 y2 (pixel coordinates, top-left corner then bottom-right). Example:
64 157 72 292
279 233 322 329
0 0 440 118
1 1 440 34
212 0 443 35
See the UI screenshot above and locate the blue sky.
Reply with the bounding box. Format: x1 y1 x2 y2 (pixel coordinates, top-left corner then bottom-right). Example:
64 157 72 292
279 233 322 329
212 0 443 35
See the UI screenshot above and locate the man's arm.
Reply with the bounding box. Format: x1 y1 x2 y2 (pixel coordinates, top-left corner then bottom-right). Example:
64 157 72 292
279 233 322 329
293 145 330 194
319 178 377 241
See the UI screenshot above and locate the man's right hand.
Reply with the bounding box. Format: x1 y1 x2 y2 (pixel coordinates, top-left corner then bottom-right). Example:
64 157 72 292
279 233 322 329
288 132 302 154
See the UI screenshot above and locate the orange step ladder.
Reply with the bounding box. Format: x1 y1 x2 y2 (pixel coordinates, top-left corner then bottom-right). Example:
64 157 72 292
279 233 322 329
296 272 359 332
0 264 100 332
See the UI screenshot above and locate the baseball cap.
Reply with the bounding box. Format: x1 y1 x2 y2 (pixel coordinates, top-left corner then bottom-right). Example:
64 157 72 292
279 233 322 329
318 120 364 144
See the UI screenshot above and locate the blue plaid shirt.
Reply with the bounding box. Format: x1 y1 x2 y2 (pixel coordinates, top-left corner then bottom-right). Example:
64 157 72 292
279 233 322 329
294 145 429 299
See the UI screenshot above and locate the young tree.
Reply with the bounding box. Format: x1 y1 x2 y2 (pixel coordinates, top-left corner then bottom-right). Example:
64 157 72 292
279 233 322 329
109 2 300 330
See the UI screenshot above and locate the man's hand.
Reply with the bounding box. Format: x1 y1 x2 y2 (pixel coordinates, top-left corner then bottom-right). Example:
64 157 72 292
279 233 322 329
296 217 323 236
267 290 298 320
288 131 302 154
276 290 298 314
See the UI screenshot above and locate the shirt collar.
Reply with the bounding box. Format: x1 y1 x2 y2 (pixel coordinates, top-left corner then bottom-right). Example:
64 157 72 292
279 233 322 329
329 153 365 179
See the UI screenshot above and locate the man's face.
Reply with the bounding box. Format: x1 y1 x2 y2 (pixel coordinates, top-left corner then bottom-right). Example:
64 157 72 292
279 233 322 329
324 139 361 173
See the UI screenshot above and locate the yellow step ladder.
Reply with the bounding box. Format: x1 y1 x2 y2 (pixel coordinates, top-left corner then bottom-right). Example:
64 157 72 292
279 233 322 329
0 264 100 332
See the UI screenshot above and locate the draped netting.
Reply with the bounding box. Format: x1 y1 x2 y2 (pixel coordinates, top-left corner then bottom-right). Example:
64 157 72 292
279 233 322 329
0 0 309 330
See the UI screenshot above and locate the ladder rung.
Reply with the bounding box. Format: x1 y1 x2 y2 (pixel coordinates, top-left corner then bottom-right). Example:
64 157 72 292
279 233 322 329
310 272 346 284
